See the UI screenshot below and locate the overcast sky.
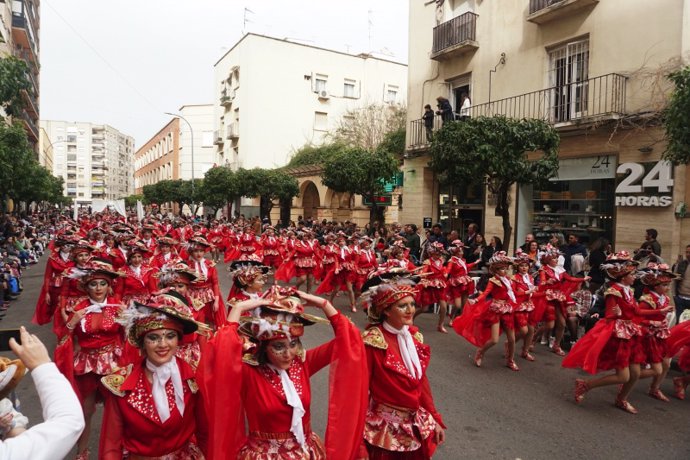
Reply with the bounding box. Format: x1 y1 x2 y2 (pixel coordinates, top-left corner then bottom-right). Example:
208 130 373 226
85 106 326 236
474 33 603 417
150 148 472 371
39 0 409 147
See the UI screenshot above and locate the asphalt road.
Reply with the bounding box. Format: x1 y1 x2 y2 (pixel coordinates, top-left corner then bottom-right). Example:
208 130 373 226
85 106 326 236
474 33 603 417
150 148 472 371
7 257 690 459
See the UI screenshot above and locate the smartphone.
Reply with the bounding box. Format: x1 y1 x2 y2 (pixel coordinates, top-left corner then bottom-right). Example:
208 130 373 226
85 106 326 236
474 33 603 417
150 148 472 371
0 329 21 352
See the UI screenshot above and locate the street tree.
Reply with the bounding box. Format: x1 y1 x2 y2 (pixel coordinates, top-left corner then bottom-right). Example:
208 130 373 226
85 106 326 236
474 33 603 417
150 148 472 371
662 65 690 164
123 194 145 209
430 116 560 252
321 147 399 225
237 168 299 223
286 143 347 168
0 56 31 117
331 103 406 151
199 166 238 214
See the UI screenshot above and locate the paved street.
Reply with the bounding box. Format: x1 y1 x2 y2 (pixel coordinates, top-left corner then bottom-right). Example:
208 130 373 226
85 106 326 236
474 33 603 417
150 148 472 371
7 257 690 459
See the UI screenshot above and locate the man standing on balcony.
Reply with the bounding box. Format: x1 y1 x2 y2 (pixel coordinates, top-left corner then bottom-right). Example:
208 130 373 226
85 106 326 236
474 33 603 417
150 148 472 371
435 96 454 125
423 104 435 141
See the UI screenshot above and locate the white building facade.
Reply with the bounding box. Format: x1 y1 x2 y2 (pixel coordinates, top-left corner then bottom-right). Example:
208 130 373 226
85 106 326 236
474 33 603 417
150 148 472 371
213 33 408 170
42 120 134 204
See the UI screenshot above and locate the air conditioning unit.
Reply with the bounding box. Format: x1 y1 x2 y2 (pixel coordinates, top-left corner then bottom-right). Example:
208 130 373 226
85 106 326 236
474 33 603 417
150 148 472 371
318 89 330 100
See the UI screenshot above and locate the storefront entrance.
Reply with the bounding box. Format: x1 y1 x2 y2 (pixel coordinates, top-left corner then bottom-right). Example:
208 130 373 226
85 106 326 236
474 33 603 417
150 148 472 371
438 182 484 239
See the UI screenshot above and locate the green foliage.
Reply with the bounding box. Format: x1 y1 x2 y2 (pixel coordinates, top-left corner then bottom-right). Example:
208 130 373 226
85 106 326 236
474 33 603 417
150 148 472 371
376 127 406 157
235 168 299 221
0 56 31 117
286 143 347 168
322 147 399 224
123 194 145 209
198 166 238 210
662 66 690 165
331 103 407 151
430 116 560 251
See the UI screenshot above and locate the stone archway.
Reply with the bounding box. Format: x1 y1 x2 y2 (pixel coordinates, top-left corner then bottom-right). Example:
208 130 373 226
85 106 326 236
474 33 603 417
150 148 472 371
302 182 320 220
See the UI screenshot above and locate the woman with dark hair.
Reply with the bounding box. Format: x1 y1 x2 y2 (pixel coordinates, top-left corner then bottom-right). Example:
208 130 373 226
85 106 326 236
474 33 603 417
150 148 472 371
199 287 367 459
186 236 226 329
116 241 157 306
360 271 445 459
563 252 646 414
416 242 450 333
587 237 610 294
480 236 502 269
99 292 208 459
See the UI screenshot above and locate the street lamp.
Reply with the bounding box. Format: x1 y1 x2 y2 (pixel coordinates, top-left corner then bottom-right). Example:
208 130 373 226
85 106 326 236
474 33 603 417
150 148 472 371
164 112 195 215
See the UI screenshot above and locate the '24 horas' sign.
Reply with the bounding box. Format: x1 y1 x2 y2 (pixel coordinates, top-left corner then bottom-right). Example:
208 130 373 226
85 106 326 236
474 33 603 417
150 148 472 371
615 161 673 207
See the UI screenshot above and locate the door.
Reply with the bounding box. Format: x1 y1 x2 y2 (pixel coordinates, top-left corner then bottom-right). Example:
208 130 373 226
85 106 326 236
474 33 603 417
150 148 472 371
549 40 589 122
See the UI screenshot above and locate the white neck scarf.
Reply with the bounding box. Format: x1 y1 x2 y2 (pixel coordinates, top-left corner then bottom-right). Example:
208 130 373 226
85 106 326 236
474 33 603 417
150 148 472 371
615 282 632 301
499 276 517 303
453 256 467 271
146 359 185 423
267 364 306 447
551 265 565 280
132 265 141 276
195 260 208 277
241 290 260 299
60 251 70 262
521 273 534 289
81 298 107 332
382 321 422 380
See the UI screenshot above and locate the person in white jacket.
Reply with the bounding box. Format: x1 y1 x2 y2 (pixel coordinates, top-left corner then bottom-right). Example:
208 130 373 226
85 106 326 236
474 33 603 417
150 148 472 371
0 326 85 460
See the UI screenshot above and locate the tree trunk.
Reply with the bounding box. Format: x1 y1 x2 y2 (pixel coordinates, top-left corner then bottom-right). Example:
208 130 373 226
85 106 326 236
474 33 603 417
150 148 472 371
260 196 273 224
280 198 291 227
495 182 513 254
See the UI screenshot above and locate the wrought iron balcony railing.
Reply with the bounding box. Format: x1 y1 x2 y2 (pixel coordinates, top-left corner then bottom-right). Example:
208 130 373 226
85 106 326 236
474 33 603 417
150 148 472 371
408 73 626 149
432 12 478 57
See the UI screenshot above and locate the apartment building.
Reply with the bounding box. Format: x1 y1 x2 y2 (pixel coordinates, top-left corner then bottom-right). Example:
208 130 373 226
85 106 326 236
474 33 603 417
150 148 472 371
42 120 135 204
37 125 52 171
213 33 408 171
134 104 217 193
6 0 40 153
403 0 690 255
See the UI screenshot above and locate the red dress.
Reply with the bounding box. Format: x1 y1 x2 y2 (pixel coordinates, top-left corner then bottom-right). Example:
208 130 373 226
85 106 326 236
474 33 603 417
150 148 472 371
99 357 207 459
187 258 227 328
636 291 671 364
383 257 416 271
223 232 240 263
445 256 477 300
238 232 261 261
315 245 356 294
362 325 445 459
198 313 367 460
316 243 339 282
416 258 448 306
260 235 282 268
354 248 377 291
54 266 90 336
275 240 319 281
562 284 645 374
452 276 516 347
98 247 127 270
512 273 538 328
32 252 73 325
666 321 690 371
54 296 127 402
116 265 158 305
533 266 583 322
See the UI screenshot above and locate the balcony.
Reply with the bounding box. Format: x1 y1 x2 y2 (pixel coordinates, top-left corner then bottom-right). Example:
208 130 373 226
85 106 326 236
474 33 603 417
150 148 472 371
431 12 478 61
20 88 37 117
408 73 626 149
227 123 239 140
213 129 224 145
20 111 38 141
527 0 599 24
11 7 37 60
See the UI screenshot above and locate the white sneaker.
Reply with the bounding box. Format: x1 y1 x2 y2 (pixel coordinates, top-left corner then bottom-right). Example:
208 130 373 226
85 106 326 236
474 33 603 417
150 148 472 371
548 337 555 349
540 337 548 345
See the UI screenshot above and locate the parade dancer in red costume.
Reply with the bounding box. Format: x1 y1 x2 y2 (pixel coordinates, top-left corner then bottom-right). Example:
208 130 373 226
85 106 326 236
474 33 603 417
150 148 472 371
635 263 678 401
237 225 261 261
32 236 75 325
186 236 226 329
316 234 357 312
260 226 282 268
563 252 645 414
226 260 270 304
512 251 540 362
453 252 520 370
533 245 589 356
157 263 208 370
383 243 416 271
198 286 367 460
99 294 208 459
53 260 127 459
151 236 180 269
276 231 319 293
445 240 477 321
415 242 449 333
116 241 158 306
354 237 377 293
666 319 690 400
360 270 446 459
316 233 338 282
56 240 97 336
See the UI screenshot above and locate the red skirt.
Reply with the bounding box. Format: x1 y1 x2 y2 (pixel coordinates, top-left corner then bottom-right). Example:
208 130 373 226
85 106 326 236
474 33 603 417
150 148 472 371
641 335 668 364
562 320 645 374
447 282 474 300
452 299 513 347
514 311 529 329
262 254 282 268
315 268 354 294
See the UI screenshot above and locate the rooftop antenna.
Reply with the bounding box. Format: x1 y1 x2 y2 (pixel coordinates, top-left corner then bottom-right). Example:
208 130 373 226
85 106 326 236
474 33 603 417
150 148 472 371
242 7 254 35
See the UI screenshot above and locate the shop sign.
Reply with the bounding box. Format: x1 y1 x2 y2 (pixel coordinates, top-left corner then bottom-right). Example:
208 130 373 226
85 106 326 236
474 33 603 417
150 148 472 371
550 155 617 181
615 161 673 207
423 217 433 229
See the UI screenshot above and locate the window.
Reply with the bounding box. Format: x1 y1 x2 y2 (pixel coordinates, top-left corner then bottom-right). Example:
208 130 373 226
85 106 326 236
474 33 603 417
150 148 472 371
314 75 327 93
548 38 589 122
314 112 328 131
344 79 356 98
385 85 399 104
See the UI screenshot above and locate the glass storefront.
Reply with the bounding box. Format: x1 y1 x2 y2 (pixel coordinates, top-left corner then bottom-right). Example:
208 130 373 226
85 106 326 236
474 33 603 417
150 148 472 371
517 155 617 247
438 183 484 236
